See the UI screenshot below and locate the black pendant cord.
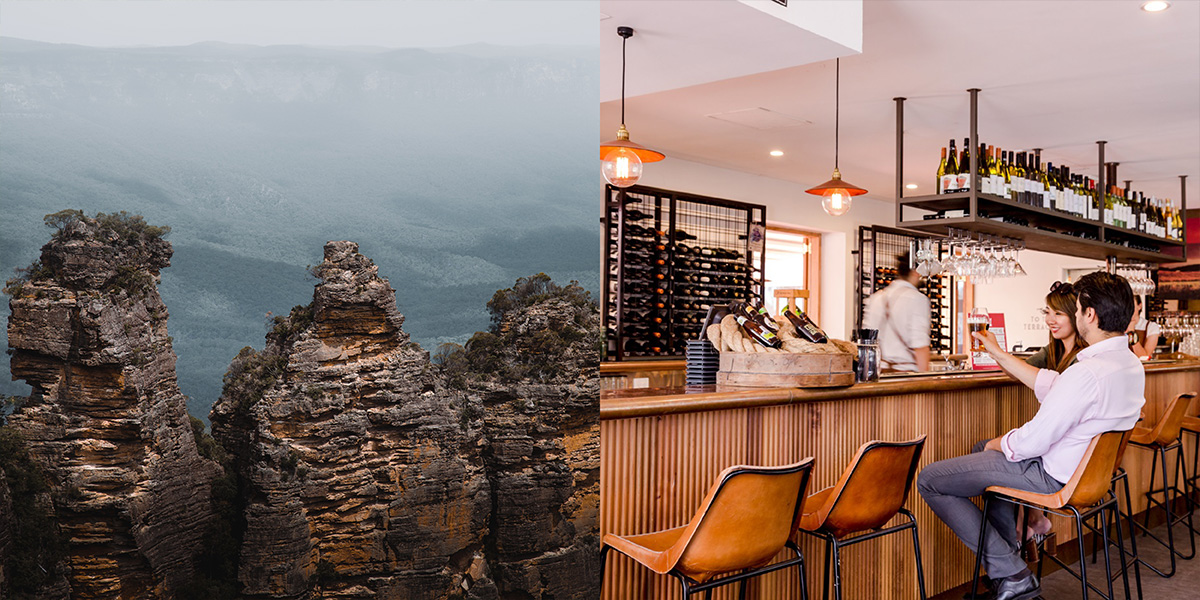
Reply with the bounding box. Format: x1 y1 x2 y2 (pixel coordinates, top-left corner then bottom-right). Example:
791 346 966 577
621 34 627 126
835 58 840 171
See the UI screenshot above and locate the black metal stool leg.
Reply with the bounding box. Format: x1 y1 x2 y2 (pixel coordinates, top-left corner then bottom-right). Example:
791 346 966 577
821 536 832 600
1100 506 1115 600
901 508 928 600
600 545 610 595
1121 472 1144 600
1073 506 1091 600
831 538 843 600
971 495 991 600
1143 447 1159 536
1110 501 1133 600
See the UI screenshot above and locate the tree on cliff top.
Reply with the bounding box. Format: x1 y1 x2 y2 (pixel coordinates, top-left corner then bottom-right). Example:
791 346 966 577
4 209 172 297
485 272 593 333
436 273 599 386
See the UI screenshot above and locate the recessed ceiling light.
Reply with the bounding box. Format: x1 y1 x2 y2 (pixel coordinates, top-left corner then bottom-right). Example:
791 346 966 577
905 183 919 190
770 150 784 157
1141 1 1170 12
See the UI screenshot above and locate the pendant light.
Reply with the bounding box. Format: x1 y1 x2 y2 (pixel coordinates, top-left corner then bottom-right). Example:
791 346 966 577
806 58 867 216
601 26 665 188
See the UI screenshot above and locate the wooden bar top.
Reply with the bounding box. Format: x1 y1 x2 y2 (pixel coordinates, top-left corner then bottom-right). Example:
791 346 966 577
600 360 1200 420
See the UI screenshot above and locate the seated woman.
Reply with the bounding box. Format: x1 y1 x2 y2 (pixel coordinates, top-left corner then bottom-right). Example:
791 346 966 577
976 281 1088 551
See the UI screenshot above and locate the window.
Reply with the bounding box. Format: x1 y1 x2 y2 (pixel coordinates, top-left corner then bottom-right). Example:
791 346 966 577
764 226 821 321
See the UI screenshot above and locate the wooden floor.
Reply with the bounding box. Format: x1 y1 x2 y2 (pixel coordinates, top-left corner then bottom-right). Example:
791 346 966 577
932 518 1200 600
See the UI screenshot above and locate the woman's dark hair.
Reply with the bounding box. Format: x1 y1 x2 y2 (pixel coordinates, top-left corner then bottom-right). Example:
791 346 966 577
1045 285 1087 373
1074 272 1135 334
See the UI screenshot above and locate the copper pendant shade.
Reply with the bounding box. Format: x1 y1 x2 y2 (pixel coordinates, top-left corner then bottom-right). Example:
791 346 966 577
601 26 664 188
806 58 867 204
600 124 666 163
807 168 868 197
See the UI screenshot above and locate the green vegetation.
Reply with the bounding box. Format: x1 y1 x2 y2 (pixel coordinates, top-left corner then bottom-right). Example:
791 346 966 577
44 209 171 245
4 210 171 298
0 427 66 598
221 346 288 413
436 273 600 386
485 273 593 333
180 418 243 600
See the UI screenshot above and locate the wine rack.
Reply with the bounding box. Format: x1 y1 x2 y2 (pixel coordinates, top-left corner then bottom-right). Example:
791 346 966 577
893 90 1187 263
604 185 766 360
855 226 954 355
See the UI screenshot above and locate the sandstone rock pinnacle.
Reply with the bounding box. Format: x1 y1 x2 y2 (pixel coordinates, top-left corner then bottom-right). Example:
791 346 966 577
5 212 219 599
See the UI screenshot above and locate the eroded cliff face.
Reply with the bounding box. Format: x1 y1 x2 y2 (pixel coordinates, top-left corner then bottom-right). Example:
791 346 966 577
210 242 599 600
210 242 492 600
472 297 601 597
5 216 219 599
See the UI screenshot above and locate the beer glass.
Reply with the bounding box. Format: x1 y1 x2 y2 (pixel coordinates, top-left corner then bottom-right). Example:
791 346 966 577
968 308 991 352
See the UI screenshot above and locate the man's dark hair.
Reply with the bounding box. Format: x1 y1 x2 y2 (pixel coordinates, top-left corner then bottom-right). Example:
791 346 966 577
1074 271 1135 334
897 251 913 278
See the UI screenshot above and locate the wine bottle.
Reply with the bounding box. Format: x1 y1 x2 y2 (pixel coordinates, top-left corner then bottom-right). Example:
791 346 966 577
754 305 780 333
736 314 782 348
782 307 829 344
988 146 1002 196
957 138 972 193
942 139 959 193
936 146 947 194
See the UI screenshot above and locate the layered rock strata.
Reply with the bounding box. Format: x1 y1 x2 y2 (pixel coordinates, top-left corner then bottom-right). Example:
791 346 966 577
210 242 492 599
6 216 218 599
472 296 601 598
211 243 600 600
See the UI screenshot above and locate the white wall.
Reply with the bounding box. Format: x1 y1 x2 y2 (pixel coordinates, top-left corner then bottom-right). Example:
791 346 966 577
973 250 1100 351
633 156 1104 348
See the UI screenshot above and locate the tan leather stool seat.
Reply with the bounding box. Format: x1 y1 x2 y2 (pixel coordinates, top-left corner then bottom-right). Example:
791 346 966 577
974 430 1133 600
601 459 816 599
796 437 928 600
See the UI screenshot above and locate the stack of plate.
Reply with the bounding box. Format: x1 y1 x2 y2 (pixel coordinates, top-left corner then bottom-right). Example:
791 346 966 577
685 339 720 385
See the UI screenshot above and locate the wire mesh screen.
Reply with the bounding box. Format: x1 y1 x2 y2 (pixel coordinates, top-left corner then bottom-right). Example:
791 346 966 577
604 185 765 361
856 226 953 355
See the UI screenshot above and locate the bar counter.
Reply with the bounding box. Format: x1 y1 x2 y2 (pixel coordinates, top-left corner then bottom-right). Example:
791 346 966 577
600 360 1200 599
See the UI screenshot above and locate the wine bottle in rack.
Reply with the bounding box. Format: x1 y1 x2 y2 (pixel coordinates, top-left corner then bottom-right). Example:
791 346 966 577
941 139 958 194
957 138 971 193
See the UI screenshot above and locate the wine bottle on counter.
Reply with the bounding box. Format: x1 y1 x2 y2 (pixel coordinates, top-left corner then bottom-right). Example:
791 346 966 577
782 307 828 344
736 313 782 348
754 305 780 333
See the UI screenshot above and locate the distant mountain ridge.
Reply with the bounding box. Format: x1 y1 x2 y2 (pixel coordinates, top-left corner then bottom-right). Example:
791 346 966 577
0 37 599 420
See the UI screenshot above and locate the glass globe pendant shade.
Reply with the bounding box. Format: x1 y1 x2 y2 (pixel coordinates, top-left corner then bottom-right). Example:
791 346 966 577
602 147 643 188
822 191 853 216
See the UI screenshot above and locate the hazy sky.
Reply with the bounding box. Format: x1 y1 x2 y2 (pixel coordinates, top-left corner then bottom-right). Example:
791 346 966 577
0 0 597 48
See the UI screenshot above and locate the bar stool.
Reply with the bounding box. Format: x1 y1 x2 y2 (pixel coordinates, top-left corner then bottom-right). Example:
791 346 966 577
601 459 815 599
1127 391 1199 578
1089 426 1142 600
972 430 1133 600
1182 414 1200 502
795 437 927 600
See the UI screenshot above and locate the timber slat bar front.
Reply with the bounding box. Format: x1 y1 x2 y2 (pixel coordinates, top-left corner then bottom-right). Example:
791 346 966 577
600 361 1200 600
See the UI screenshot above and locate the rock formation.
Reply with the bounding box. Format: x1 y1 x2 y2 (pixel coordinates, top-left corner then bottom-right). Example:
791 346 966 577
210 243 599 600
210 241 491 600
470 294 601 597
5 213 219 599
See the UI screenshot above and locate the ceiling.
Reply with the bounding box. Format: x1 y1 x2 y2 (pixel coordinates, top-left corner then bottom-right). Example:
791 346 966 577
600 0 1200 209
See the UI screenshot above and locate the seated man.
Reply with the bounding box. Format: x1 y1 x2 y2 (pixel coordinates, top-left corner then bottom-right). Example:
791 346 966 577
917 271 1144 600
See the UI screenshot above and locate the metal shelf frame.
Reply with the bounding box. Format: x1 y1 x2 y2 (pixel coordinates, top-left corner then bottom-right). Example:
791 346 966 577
893 89 1187 264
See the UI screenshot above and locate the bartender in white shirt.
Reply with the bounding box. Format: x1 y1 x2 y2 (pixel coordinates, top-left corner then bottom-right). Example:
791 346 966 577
863 252 931 372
